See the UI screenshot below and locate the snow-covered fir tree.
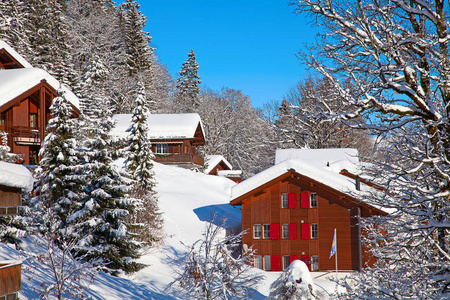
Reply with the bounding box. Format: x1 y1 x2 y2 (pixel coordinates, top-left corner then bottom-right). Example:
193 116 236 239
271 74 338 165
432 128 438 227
73 100 144 275
172 217 265 299
293 0 450 297
174 49 202 113
0 131 21 163
32 92 85 238
123 83 163 247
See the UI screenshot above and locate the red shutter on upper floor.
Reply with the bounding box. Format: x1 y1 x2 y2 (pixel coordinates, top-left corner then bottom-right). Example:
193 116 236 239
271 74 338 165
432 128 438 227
288 193 296 208
301 223 310 239
300 192 309 208
301 255 311 271
271 255 281 271
270 224 280 239
289 255 298 264
289 223 297 239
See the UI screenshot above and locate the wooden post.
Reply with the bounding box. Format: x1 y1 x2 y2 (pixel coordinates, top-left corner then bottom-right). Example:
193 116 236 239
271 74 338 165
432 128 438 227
39 84 46 143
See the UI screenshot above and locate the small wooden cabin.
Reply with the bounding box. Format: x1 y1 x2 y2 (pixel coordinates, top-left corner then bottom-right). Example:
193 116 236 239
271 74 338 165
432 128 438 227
113 113 206 169
230 149 387 272
0 161 33 298
0 40 80 165
205 155 242 183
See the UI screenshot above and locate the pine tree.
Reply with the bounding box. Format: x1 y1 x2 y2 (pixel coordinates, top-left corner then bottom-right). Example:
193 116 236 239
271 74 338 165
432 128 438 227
73 101 144 275
123 83 163 247
175 49 202 112
0 131 21 163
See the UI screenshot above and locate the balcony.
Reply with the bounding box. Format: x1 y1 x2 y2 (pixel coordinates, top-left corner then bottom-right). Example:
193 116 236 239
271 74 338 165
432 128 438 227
154 153 204 169
10 126 40 145
0 260 21 298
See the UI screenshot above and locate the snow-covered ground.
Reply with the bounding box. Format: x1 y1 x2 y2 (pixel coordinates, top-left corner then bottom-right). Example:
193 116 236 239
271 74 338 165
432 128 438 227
1 162 344 299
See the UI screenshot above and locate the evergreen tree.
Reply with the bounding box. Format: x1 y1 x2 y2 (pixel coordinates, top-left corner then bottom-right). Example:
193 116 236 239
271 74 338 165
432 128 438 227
0 131 21 163
175 49 201 112
32 92 85 237
124 83 163 247
73 101 143 275
0 0 30 53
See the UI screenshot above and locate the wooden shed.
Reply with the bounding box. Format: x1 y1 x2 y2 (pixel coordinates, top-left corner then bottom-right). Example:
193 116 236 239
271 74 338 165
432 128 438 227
230 149 387 272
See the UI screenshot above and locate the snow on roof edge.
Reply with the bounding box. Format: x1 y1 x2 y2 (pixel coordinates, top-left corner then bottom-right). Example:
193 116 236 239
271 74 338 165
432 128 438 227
0 161 33 192
205 155 233 174
0 40 33 68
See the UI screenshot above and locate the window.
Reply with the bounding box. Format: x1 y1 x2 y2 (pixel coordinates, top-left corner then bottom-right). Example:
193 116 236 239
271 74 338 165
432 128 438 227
283 256 291 270
156 143 168 154
311 223 318 239
253 224 262 239
263 224 270 239
281 193 289 208
29 113 37 128
0 113 5 126
310 193 317 208
263 255 271 271
311 256 319 271
282 224 289 239
254 255 263 269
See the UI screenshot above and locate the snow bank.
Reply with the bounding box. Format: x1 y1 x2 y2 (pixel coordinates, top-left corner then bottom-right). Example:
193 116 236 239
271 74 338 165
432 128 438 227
0 161 33 191
0 68 80 109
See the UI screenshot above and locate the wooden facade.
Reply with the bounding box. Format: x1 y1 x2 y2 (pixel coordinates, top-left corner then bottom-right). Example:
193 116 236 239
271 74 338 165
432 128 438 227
0 185 21 216
230 169 386 272
0 261 21 298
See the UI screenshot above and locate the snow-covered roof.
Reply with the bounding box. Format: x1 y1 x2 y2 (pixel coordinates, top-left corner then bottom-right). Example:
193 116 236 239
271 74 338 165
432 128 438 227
0 40 33 68
0 161 33 192
112 113 205 140
275 148 361 174
205 155 233 174
0 68 80 110
230 157 387 213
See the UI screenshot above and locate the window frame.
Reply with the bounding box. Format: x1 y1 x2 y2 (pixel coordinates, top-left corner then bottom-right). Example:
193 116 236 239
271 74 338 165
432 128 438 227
254 255 263 269
156 143 169 154
29 113 37 128
263 224 271 239
281 193 289 208
282 224 289 239
283 255 291 270
311 255 319 271
253 224 262 239
311 223 318 239
263 255 271 271
310 192 317 208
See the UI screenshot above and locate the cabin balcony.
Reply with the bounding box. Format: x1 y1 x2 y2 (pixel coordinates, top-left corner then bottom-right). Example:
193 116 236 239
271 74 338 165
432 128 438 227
154 153 204 169
0 260 21 298
10 126 40 146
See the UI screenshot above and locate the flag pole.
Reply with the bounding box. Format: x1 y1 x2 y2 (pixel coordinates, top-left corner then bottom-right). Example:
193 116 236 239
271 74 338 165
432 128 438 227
335 228 338 281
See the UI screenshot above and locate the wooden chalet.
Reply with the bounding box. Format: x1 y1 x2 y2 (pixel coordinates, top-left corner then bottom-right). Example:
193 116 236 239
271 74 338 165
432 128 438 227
112 113 206 169
0 40 80 165
0 161 33 299
230 149 387 272
205 155 242 183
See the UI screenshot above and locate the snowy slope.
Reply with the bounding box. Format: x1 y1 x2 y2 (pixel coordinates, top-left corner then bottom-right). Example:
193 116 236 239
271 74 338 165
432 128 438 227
0 162 341 299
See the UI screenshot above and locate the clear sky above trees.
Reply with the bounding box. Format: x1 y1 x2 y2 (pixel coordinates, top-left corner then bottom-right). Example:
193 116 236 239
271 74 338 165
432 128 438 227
129 0 317 108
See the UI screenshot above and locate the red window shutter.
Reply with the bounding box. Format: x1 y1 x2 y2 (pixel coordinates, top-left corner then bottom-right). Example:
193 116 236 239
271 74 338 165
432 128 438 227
301 223 310 239
301 192 309 208
301 255 311 271
288 193 296 208
270 224 280 239
289 223 297 239
271 255 281 271
289 255 298 264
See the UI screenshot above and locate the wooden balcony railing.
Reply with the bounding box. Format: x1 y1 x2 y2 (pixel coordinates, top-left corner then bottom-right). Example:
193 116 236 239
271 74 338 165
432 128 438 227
154 153 204 166
10 126 40 138
0 260 21 297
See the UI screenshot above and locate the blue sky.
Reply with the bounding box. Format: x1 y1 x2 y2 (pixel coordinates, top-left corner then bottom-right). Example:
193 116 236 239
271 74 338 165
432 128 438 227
137 0 319 108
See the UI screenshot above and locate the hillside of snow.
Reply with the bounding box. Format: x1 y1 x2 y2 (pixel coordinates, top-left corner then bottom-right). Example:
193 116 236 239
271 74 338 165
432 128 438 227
1 162 341 299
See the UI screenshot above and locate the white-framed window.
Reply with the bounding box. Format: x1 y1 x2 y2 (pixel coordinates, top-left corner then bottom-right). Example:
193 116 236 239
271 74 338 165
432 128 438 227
310 192 317 208
254 255 263 269
283 255 291 270
156 143 168 154
282 224 289 239
254 224 262 239
281 193 289 208
311 223 318 239
263 224 270 239
263 255 271 271
311 255 319 271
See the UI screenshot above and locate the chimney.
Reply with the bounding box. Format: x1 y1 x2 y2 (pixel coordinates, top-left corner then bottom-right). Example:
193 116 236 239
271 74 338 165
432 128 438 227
356 175 361 191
